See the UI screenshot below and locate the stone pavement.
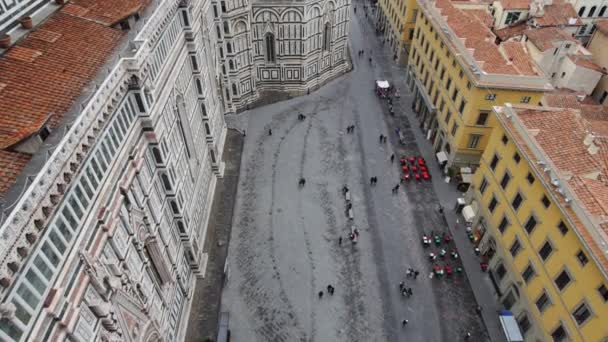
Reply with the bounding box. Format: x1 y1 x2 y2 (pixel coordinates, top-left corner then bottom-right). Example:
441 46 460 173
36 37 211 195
364 7 508 342
184 129 244 342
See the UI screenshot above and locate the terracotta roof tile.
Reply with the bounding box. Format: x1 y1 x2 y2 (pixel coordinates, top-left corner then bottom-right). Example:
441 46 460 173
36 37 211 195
468 9 494 28
0 13 124 149
501 41 538 75
501 0 530 10
434 0 540 76
568 54 605 73
69 0 151 26
0 151 31 199
533 0 583 27
524 27 578 51
506 106 608 272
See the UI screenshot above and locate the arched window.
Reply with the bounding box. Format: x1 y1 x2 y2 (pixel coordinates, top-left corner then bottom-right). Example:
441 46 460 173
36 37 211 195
225 88 230 100
152 147 163 164
323 23 331 50
170 199 179 214
210 149 217 164
219 47 224 58
600 5 607 16
589 6 597 17
227 42 232 53
265 33 276 62
229 60 234 70
201 103 207 117
222 65 226 74
161 173 172 191
216 26 221 39
578 6 586 16
232 83 238 95
224 21 230 34
205 122 212 135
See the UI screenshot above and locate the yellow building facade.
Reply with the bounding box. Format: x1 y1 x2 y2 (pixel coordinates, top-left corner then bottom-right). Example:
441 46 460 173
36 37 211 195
404 0 551 169
469 105 608 341
376 0 417 64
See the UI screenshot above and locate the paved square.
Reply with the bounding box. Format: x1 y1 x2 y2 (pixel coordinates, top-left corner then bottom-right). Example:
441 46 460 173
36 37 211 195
220 8 491 342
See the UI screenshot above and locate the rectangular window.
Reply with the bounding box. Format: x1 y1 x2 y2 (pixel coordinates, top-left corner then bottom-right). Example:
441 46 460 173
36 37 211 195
17 283 40 310
476 112 489 126
452 88 459 102
539 240 553 261
485 93 496 101
62 207 77 230
488 196 498 213
598 284 608 302
521 96 531 103
25 269 46 295
522 263 535 283
526 172 535 184
445 110 452 124
555 269 571 290
496 263 507 280
440 67 446 80
134 93 146 112
557 221 568 235
512 192 523 211
33 255 54 280
446 77 452 90
551 324 567 341
524 215 537 234
458 99 467 114
42 242 60 266
490 154 499 171
467 134 481 149
510 238 521 257
479 177 488 194
86 167 99 189
513 152 521 163
501 134 508 145
572 303 591 325
450 122 458 136
535 291 550 312
498 216 510 234
500 172 511 189
517 314 531 334
541 195 551 208
576 250 588 266
48 230 66 254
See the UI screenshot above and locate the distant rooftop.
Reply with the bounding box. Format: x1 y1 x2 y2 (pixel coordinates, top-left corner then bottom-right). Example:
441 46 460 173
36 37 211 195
433 0 541 76
524 27 578 51
499 0 530 10
532 0 582 27
499 105 608 273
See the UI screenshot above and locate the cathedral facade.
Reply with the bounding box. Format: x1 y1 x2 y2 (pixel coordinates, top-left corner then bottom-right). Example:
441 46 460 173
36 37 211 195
0 0 351 341
212 0 352 112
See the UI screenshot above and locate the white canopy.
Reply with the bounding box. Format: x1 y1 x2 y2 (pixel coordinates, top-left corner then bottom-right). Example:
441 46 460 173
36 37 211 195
376 80 389 88
436 151 448 164
499 311 524 342
462 205 476 223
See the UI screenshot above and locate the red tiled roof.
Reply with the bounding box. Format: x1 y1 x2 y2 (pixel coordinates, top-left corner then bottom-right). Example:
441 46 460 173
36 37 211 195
501 0 530 10
494 22 527 41
68 0 151 26
506 106 608 272
501 41 538 75
0 12 124 149
568 54 605 73
434 0 540 76
595 19 608 36
533 0 583 27
524 27 578 51
0 0 149 197
0 151 31 198
468 9 494 28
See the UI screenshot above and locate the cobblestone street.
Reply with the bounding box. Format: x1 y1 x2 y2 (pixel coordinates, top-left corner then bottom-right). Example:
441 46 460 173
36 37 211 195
220 5 493 342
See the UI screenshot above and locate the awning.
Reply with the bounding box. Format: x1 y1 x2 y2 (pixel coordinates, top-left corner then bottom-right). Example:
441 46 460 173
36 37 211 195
462 205 475 223
499 311 524 342
436 151 448 164
461 173 473 184
376 80 390 88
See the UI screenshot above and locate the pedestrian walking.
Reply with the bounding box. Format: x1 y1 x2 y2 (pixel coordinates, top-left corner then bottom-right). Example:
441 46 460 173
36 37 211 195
268 129 272 136
383 136 388 143
318 291 324 299
354 6 357 13
338 236 342 245
327 285 334 295
347 202 352 210
395 184 400 192
407 288 413 296
299 178 306 187
379 134 384 143
399 281 404 290
390 154 395 163
414 270 419 279
402 319 409 327
464 332 472 340
370 177 374 185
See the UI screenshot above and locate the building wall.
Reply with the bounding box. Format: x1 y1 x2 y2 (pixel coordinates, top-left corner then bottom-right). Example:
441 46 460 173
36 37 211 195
470 110 608 342
0 1 227 341
491 2 529 29
212 0 351 113
587 29 608 104
556 58 602 95
572 1 608 39
376 0 417 63
406 9 544 169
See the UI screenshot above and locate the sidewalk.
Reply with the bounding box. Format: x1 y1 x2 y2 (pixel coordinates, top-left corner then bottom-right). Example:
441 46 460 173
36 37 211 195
185 129 244 342
376 42 508 342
